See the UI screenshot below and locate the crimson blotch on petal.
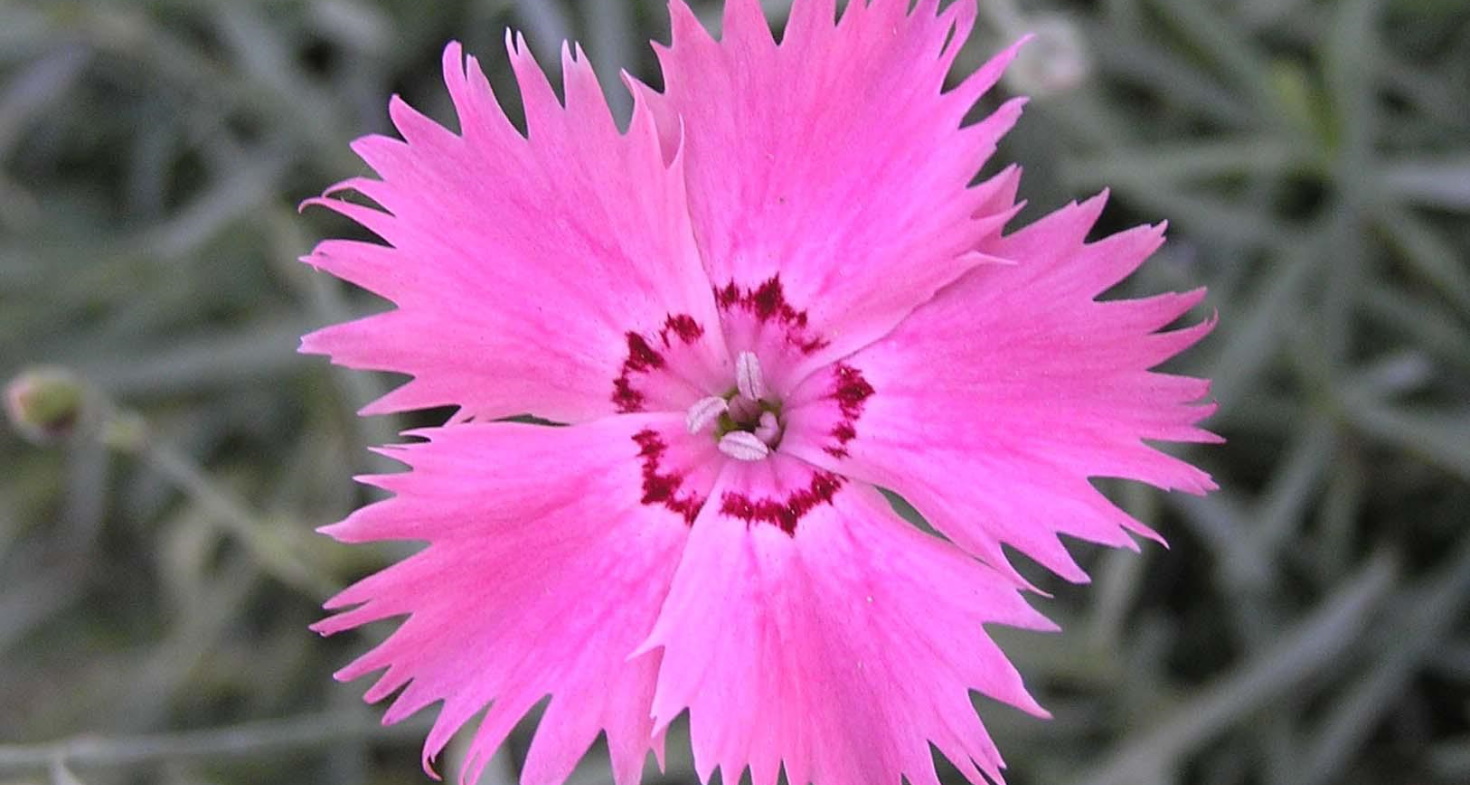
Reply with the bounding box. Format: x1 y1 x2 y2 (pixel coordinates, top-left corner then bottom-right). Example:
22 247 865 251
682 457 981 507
303 1 1217 784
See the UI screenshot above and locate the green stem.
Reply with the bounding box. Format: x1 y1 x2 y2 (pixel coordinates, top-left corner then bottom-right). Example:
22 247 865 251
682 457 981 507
105 410 337 601
0 712 428 775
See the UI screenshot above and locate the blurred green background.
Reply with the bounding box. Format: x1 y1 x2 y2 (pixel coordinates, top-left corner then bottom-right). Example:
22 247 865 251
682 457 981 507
2 0 1468 784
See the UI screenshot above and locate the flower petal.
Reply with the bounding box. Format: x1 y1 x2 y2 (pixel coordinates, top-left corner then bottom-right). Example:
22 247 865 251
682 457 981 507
301 41 729 423
642 0 1026 379
314 415 720 785
784 194 1219 585
643 456 1053 785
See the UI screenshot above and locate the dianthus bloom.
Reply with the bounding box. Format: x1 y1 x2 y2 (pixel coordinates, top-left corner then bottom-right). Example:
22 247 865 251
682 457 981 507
302 2 1217 784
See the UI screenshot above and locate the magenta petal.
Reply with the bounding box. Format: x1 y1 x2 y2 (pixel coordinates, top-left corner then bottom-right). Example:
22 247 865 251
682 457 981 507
313 416 721 785
301 41 728 423
784 194 1219 585
642 457 1053 785
645 0 1026 374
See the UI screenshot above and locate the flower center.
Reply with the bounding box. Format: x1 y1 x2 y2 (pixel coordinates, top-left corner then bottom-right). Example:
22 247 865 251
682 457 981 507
686 351 784 461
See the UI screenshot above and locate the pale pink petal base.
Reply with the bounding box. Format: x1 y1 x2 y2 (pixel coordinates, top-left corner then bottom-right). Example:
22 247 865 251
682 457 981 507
785 194 1219 586
643 456 1055 785
314 416 719 785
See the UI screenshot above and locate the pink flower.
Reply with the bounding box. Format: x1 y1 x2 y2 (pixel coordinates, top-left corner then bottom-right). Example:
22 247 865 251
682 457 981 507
302 1 1218 784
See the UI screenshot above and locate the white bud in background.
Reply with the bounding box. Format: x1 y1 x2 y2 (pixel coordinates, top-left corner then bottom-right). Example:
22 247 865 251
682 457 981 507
1005 15 1092 98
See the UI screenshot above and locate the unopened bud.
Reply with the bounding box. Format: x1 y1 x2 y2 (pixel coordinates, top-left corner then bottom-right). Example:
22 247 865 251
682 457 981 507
5 367 88 445
1005 16 1092 98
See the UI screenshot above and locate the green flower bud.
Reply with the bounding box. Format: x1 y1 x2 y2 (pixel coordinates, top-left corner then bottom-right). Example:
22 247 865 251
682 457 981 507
5 367 88 445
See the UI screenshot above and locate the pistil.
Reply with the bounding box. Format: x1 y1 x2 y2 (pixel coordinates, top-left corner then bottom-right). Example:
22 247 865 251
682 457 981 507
752 411 781 445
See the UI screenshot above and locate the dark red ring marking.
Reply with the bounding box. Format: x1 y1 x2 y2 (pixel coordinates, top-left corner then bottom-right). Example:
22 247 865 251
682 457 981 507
824 363 874 459
633 429 704 524
714 275 830 354
720 471 844 536
613 314 706 413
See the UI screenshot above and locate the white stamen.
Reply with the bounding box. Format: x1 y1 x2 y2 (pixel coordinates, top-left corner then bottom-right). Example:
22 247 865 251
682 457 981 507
718 431 771 461
685 395 728 434
735 351 766 401
753 411 781 445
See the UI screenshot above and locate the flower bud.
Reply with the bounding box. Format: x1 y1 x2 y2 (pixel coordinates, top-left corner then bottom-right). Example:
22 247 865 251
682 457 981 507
1005 15 1092 98
5 367 88 445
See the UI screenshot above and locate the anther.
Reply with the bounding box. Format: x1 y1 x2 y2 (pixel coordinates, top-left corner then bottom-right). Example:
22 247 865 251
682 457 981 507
686 395 729 434
718 431 771 461
735 351 766 401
